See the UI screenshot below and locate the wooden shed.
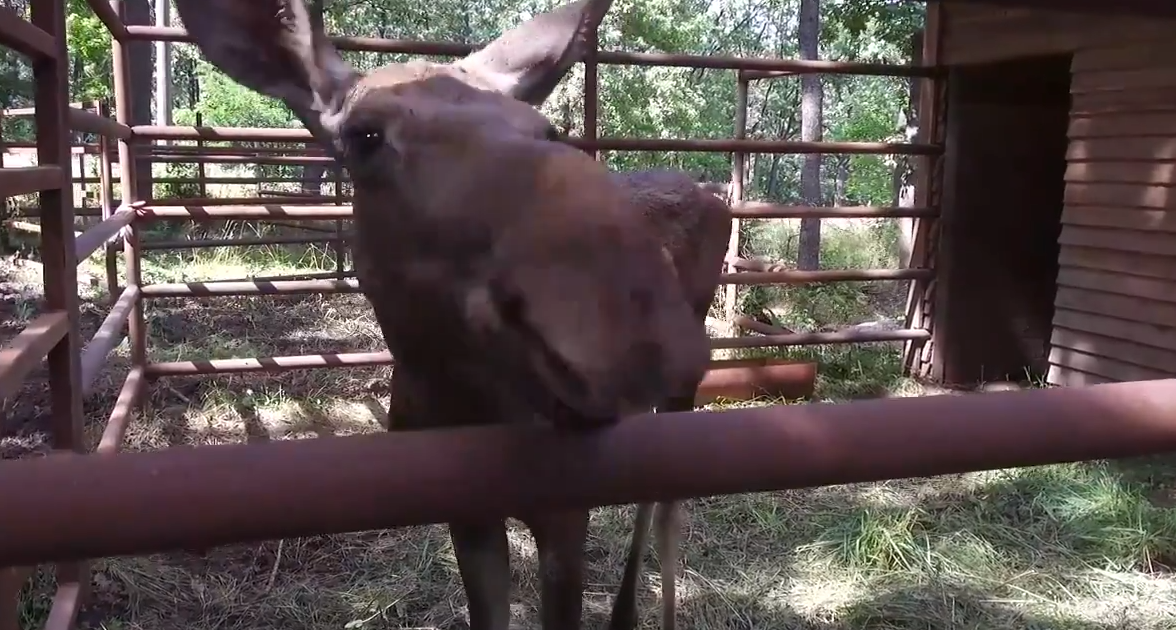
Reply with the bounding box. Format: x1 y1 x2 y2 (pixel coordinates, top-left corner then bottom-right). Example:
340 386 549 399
923 0 1176 387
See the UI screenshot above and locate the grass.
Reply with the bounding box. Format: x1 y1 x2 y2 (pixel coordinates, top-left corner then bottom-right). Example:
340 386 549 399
3 221 1176 630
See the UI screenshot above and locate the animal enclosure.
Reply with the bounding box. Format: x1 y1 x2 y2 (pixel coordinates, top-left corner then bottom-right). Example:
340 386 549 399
3 1 1176 630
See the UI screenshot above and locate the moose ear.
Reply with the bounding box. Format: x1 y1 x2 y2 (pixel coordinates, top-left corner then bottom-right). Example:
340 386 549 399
455 0 613 106
173 0 357 154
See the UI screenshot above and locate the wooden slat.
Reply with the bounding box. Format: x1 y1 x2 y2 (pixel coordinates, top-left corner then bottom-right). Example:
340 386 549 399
1058 245 1176 279
1068 137 1176 161
1057 266 1176 304
1071 87 1176 115
1052 327 1176 373
1061 205 1176 231
1058 225 1176 255
1068 112 1176 138
1065 160 1176 185
1053 308 1176 352
1046 364 1112 387
942 10 1171 65
1071 67 1176 94
0 166 63 197
0 311 70 400
0 6 55 59
1054 286 1176 327
1071 41 1176 73
1064 183 1176 209
1048 345 1171 382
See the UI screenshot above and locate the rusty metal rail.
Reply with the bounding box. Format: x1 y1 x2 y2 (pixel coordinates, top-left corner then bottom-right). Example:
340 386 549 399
4 379 1176 568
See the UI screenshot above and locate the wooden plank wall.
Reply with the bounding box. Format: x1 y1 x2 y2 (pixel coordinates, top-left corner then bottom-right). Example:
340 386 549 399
940 4 1176 386
1052 41 1176 385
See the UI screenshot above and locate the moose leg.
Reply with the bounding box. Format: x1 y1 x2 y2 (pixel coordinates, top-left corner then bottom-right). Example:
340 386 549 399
608 392 695 630
606 503 654 630
450 520 512 630
650 393 694 630
523 509 590 630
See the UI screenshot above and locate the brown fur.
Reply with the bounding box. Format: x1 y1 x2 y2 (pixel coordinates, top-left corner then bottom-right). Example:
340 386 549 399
173 1 732 628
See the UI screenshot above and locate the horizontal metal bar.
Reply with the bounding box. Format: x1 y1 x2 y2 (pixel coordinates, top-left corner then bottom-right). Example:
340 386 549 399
141 234 341 250
137 204 936 223
137 205 355 221
145 350 393 377
721 268 931 285
82 0 128 40
122 25 934 76
0 166 63 197
147 154 335 166
0 311 70 399
140 278 361 297
588 137 940 156
74 207 134 261
4 379 1176 566
146 195 340 206
731 203 938 220
0 6 55 59
711 327 929 349
96 366 146 454
67 106 132 139
79 286 139 396
131 126 940 156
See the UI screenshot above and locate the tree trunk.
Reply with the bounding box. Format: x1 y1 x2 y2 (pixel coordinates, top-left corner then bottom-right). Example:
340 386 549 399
125 0 154 202
797 0 823 271
896 32 923 268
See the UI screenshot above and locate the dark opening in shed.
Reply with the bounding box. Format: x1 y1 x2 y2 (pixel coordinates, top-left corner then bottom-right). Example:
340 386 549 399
934 53 1072 385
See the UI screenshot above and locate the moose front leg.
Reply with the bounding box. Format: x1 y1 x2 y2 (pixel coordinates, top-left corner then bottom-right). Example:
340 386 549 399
450 520 513 630
523 509 590 630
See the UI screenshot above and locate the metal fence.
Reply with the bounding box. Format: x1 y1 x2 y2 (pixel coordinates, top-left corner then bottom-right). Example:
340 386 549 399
6 2 1176 630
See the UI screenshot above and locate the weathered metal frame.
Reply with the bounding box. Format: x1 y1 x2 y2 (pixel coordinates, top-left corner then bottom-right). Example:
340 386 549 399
9 2 1176 628
6 378 1176 569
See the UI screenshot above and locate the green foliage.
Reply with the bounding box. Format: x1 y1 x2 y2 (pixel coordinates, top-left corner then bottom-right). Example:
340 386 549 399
187 60 294 129
65 0 113 101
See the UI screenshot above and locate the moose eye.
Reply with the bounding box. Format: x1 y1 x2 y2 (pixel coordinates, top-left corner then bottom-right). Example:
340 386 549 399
343 126 385 160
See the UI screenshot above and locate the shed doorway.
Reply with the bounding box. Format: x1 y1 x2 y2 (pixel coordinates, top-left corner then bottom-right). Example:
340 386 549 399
934 53 1072 386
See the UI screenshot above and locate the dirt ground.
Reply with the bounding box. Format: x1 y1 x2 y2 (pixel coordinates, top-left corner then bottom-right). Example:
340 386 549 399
4 255 1176 630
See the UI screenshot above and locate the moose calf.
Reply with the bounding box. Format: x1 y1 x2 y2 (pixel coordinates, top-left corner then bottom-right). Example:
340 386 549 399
173 0 732 628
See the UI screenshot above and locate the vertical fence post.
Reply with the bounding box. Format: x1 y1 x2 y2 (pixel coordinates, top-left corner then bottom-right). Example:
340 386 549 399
97 99 119 300
333 165 345 279
31 0 90 621
195 111 207 199
902 1 944 377
112 0 146 372
582 28 599 162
